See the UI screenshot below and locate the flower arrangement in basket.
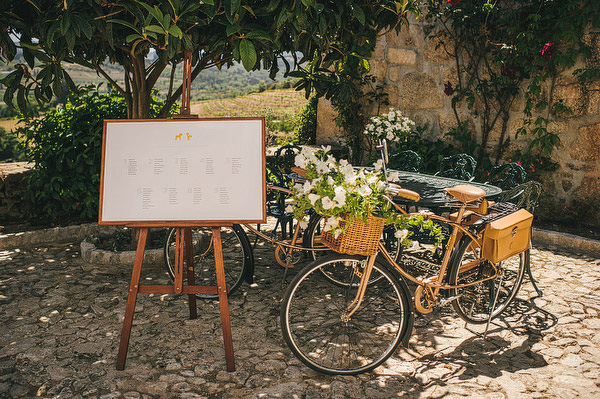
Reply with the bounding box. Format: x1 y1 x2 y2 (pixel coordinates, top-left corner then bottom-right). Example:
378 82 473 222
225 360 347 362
363 108 415 148
291 147 441 256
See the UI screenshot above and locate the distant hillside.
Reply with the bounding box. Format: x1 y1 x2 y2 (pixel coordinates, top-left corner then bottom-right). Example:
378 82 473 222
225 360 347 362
0 53 297 102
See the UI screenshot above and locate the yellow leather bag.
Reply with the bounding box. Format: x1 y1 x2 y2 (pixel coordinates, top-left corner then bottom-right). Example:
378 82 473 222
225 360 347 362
481 209 533 263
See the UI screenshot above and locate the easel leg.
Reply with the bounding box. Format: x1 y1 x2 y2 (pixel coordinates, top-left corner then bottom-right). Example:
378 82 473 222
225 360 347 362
184 227 198 319
212 227 236 372
116 227 148 370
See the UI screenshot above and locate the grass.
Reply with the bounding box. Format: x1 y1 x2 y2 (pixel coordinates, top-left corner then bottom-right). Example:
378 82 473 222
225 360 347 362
190 89 307 118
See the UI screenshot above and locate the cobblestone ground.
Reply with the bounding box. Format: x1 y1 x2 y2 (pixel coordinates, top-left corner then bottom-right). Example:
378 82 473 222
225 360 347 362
1 234 599 398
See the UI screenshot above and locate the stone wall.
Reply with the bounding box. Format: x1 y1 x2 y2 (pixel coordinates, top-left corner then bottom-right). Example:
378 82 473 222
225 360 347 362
0 162 32 224
316 21 600 224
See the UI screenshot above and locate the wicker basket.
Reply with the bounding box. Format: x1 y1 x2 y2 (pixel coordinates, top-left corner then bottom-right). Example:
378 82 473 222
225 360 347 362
321 214 387 256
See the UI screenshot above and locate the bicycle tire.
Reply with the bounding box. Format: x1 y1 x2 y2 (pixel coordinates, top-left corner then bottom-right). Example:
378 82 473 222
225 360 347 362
302 215 402 286
163 225 252 299
280 254 412 375
448 235 527 324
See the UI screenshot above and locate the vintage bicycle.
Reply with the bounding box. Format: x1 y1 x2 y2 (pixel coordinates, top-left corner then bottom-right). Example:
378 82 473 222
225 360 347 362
280 182 533 375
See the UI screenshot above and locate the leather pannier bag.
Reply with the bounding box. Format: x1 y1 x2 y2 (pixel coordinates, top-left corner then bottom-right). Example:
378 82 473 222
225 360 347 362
481 209 533 263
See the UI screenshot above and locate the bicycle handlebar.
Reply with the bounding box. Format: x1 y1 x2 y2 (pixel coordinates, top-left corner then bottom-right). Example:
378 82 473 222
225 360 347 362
386 183 420 202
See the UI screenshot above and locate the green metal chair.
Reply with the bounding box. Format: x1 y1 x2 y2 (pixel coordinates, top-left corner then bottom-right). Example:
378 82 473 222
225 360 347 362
388 150 421 172
488 162 527 190
435 153 477 181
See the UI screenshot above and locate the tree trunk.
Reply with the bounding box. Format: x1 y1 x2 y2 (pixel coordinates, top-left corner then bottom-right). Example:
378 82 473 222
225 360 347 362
128 53 151 119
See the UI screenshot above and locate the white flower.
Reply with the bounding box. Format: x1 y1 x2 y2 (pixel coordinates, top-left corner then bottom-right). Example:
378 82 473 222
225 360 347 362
373 159 384 170
316 160 329 174
367 174 379 185
333 186 346 206
388 171 400 181
294 153 307 168
394 229 409 241
308 193 320 205
324 216 340 232
357 185 372 196
299 219 309 229
321 196 334 210
327 176 335 185
285 205 293 213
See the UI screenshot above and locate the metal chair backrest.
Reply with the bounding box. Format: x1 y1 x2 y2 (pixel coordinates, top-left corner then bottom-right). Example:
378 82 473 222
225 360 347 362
389 150 421 172
488 162 527 190
435 153 477 181
497 180 543 213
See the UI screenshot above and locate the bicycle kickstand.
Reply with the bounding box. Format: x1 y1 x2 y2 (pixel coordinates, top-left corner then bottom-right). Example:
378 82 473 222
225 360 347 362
483 272 505 339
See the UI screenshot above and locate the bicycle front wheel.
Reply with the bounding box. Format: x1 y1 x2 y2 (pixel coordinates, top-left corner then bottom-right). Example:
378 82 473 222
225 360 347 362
164 225 251 299
448 235 527 324
280 255 412 375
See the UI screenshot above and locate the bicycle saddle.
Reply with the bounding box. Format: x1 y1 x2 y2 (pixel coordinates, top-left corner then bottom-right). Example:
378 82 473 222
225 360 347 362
443 184 486 204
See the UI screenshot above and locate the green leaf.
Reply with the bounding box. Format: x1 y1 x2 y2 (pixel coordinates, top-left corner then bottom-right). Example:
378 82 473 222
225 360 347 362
245 31 273 42
239 39 257 71
78 18 93 40
352 5 365 25
126 33 143 43
107 19 141 34
226 24 241 37
61 12 72 33
242 5 256 17
227 0 241 16
136 1 166 27
168 25 183 38
145 25 165 34
202 0 215 4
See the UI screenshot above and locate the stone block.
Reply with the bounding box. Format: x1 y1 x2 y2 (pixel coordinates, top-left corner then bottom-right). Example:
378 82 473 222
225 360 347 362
369 59 388 81
385 23 424 48
372 42 386 59
570 123 600 162
424 35 454 64
315 98 345 145
387 48 417 66
401 72 443 110
388 66 402 82
551 76 587 117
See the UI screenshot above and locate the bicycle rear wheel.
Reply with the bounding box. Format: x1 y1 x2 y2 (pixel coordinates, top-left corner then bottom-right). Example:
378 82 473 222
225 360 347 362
280 254 412 375
164 225 252 299
448 235 527 324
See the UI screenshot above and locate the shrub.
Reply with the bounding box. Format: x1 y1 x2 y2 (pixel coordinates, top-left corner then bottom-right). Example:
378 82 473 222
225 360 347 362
293 96 318 145
15 86 175 224
0 127 28 162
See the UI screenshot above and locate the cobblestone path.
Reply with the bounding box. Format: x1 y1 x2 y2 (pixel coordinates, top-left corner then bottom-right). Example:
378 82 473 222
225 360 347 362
1 236 599 398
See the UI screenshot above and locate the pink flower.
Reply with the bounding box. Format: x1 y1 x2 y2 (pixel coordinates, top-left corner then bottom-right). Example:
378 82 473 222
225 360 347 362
448 0 461 5
443 81 453 96
540 42 557 59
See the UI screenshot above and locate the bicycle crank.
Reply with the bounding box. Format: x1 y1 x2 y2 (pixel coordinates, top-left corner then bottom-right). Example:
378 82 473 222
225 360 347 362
414 285 435 314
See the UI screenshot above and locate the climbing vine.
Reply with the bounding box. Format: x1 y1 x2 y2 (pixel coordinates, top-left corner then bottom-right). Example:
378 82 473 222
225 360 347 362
424 0 600 169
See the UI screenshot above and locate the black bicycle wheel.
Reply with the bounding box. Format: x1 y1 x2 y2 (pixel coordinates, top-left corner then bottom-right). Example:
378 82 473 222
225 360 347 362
303 215 401 286
164 225 252 299
448 235 527 324
280 254 412 375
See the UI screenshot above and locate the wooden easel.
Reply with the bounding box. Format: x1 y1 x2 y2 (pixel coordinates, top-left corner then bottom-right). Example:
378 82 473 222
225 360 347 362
116 51 234 371
116 225 235 371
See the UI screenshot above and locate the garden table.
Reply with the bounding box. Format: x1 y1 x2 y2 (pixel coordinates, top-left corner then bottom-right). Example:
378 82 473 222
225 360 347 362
388 170 502 209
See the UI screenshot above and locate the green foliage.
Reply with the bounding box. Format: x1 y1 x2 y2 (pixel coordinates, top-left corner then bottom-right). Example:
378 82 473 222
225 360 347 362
293 96 318 145
1 0 419 120
0 127 27 162
425 0 600 165
15 87 176 223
